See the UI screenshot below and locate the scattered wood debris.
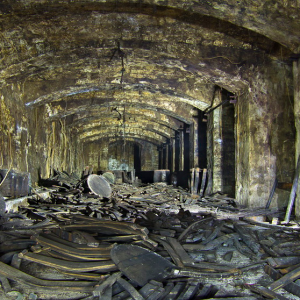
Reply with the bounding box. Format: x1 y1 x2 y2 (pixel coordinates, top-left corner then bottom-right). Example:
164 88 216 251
0 175 300 299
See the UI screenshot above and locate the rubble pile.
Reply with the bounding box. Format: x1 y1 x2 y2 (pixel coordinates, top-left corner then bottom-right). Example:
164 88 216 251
0 175 300 299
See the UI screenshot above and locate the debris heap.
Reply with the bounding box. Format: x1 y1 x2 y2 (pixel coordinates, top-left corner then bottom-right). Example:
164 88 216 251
0 176 300 299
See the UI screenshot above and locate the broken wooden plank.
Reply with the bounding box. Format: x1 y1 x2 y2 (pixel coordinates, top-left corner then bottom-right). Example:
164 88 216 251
156 282 175 300
0 239 36 252
34 235 111 260
190 168 195 195
18 250 117 273
178 217 213 242
265 178 278 209
244 283 289 300
199 168 207 197
264 264 300 297
166 237 194 265
232 235 256 259
284 155 300 223
93 272 121 297
0 261 96 291
202 220 224 245
196 233 238 251
0 274 11 293
171 268 239 278
139 280 165 300
177 281 201 300
267 256 300 269
164 282 186 299
156 239 184 268
269 264 300 291
233 223 264 258
242 217 300 231
40 232 113 252
116 277 144 300
185 261 239 273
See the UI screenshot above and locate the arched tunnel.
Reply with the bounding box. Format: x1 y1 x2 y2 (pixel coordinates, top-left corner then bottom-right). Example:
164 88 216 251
0 1 300 299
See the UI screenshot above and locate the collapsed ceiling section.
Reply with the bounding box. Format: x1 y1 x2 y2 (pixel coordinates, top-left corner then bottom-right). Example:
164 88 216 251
0 0 297 150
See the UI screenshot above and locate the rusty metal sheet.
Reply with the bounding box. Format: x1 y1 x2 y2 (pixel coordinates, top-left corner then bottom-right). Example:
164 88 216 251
110 244 174 286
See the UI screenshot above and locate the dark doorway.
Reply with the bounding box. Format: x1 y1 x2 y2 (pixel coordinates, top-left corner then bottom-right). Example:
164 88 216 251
134 143 141 172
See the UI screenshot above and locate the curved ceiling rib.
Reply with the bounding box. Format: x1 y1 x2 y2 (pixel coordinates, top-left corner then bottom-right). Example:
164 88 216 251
0 0 297 156
66 109 182 132
0 1 296 54
45 97 195 123
25 84 209 110
72 114 180 135
78 124 172 140
90 135 163 146
81 130 167 144
0 8 273 95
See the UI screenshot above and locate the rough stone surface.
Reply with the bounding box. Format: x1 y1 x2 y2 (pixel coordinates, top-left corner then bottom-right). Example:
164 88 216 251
0 0 298 213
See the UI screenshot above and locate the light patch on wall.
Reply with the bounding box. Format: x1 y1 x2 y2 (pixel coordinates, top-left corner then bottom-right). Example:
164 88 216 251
108 158 129 171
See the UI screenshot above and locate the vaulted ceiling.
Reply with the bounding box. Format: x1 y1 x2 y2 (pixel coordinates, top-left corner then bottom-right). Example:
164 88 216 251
0 0 298 146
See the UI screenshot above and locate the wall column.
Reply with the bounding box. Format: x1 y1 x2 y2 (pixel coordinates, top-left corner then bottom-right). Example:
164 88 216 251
164 143 169 169
212 106 223 192
179 128 184 171
236 92 277 208
293 60 300 217
236 63 294 208
190 116 199 168
100 141 109 171
158 146 163 169
206 88 223 195
171 138 176 172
